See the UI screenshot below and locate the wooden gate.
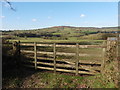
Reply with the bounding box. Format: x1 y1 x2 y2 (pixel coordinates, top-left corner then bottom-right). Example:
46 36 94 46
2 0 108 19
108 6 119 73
12 41 108 75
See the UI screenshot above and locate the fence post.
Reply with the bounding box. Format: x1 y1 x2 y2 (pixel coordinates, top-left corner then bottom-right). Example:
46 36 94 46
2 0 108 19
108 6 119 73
53 43 56 74
13 41 17 65
18 41 21 66
13 41 17 55
18 41 20 55
101 41 106 74
102 44 106 74
34 42 37 70
76 43 79 75
13 41 21 66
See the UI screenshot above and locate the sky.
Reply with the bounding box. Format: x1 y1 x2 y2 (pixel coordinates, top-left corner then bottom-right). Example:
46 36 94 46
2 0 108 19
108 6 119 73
1 2 118 30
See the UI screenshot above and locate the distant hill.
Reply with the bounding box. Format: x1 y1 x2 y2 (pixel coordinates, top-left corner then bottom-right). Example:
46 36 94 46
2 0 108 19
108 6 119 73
2 26 118 40
2 26 118 32
42 26 118 30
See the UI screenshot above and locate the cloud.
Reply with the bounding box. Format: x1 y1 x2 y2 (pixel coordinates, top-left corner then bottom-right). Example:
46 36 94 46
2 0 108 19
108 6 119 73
47 16 52 19
80 14 85 18
83 21 88 24
17 17 20 20
0 16 5 18
32 19 37 22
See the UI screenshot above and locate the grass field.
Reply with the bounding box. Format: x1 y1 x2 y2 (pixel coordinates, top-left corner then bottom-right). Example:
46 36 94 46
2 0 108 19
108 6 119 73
8 37 105 43
3 66 116 88
2 26 119 88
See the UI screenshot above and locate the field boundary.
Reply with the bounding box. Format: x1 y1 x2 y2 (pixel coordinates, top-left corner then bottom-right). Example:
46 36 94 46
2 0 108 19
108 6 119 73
12 40 110 75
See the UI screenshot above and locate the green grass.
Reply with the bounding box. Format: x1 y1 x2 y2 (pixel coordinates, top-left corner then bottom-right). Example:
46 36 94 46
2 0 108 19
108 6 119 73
3 70 116 88
38 72 83 88
8 37 105 44
85 74 116 88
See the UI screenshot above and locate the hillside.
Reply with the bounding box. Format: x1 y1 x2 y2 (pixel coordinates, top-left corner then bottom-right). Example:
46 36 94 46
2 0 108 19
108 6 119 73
2 26 118 40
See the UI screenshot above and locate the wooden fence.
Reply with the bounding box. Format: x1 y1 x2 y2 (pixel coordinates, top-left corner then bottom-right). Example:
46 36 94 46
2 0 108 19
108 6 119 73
13 42 107 75
12 41 109 75
10 38 120 75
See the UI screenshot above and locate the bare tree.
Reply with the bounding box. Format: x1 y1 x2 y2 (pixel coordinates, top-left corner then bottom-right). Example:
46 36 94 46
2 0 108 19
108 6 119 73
3 0 16 11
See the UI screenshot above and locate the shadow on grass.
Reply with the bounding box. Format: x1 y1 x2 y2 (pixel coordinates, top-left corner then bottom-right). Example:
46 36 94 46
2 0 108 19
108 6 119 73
2 41 46 88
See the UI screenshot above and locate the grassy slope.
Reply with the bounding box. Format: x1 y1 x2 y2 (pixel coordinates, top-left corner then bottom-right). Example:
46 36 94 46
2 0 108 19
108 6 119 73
21 71 115 88
3 67 116 88
2 26 118 88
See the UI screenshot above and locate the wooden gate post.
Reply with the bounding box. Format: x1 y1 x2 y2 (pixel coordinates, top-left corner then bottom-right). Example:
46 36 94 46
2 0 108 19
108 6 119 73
53 43 56 74
13 41 21 66
13 41 17 65
13 41 21 57
13 41 17 55
34 42 37 69
76 43 79 75
18 41 21 66
101 41 106 74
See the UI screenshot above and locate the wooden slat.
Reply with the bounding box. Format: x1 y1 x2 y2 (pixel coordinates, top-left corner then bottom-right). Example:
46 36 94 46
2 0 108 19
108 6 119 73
78 70 97 75
37 44 53 47
36 66 97 75
36 61 73 68
19 40 106 44
23 55 101 65
23 60 100 74
26 61 100 72
37 51 76 56
37 51 53 54
24 55 74 65
79 45 106 48
21 50 102 57
20 43 34 46
56 44 75 48
37 66 73 72
21 43 106 48
27 60 67 67
24 60 101 72
21 50 34 53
